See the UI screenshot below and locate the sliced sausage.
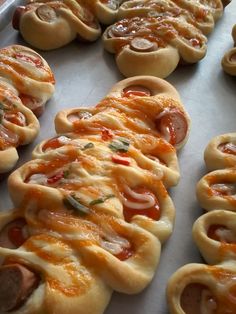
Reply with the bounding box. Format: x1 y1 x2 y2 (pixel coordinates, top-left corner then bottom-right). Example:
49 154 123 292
155 109 188 146
130 37 157 52
0 264 39 312
0 218 28 249
36 5 57 22
19 94 44 117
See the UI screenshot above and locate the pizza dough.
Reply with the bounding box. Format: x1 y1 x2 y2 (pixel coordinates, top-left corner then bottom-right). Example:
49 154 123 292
0 76 190 313
0 45 55 173
167 132 236 314
221 24 236 76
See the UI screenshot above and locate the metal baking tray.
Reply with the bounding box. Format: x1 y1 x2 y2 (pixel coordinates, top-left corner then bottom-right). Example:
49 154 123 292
0 3 236 313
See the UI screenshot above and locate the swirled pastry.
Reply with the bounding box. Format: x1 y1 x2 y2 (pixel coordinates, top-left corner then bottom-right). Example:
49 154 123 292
12 0 101 50
1 76 190 313
103 15 207 78
0 45 55 173
102 0 231 78
222 24 236 76
167 132 236 314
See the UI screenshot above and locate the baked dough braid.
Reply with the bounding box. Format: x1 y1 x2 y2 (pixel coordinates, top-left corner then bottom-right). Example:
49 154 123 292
103 0 230 78
0 76 190 313
221 24 236 76
12 0 101 50
167 132 236 314
0 45 55 173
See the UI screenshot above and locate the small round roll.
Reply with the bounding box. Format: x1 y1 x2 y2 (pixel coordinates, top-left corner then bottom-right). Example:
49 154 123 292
204 132 236 171
193 210 236 264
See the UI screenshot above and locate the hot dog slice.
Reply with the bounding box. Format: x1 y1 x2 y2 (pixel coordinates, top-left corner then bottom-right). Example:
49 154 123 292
155 108 188 146
0 218 28 249
0 264 39 312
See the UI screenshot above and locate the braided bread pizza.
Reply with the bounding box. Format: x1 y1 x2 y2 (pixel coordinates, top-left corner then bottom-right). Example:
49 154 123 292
222 23 236 76
0 76 190 313
167 132 236 314
103 0 231 78
0 45 55 174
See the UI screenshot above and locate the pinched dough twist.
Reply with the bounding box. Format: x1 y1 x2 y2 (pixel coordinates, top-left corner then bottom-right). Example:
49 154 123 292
167 132 236 314
102 0 230 78
0 76 190 313
0 45 55 174
221 24 236 76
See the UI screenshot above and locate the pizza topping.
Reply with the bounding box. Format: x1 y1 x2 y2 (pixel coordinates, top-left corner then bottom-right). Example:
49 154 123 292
0 264 39 312
210 183 236 196
207 224 236 243
68 111 93 122
112 154 131 166
47 171 64 184
218 142 236 155
19 94 44 117
4 111 26 126
180 283 217 314
12 6 26 30
130 37 157 52
101 128 113 141
122 85 151 98
0 124 19 150
65 194 90 215
122 185 160 222
109 137 130 153
0 218 28 249
155 108 188 146
15 52 43 68
36 5 57 22
89 194 115 206
42 135 71 152
81 142 94 150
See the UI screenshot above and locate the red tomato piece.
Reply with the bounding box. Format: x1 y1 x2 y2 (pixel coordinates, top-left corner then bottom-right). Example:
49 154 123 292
112 154 130 166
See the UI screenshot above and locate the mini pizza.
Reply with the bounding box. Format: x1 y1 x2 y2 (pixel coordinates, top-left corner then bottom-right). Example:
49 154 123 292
12 0 101 50
0 45 55 173
167 132 236 314
221 24 236 76
103 15 207 78
204 132 236 171
1 76 190 313
102 0 231 78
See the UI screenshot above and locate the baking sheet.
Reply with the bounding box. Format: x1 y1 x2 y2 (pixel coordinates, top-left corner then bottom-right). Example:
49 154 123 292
0 3 236 313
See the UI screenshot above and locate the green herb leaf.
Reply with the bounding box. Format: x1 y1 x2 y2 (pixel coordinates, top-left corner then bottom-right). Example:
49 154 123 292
65 194 90 215
109 137 130 153
63 170 70 178
82 142 94 150
89 194 115 206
